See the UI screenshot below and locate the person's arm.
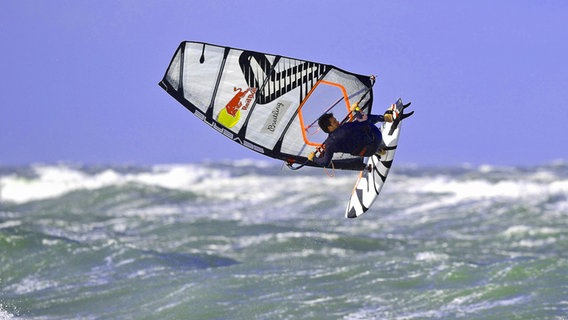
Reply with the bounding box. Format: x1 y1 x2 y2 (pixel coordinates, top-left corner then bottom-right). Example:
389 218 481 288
367 114 385 124
309 146 334 168
351 102 387 124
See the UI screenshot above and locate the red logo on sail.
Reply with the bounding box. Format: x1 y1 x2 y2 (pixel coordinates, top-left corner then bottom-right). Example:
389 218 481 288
217 87 257 128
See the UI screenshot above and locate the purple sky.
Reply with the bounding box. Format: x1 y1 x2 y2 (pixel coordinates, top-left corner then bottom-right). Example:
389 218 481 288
1 1 567 167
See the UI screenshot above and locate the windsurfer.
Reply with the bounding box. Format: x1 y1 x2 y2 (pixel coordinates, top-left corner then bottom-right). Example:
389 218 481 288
308 102 412 168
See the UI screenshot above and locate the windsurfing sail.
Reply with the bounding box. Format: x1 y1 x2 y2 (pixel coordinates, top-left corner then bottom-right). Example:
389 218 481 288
159 41 375 170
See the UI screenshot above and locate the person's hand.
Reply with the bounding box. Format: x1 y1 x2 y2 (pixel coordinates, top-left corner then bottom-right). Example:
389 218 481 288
350 102 360 112
308 152 316 161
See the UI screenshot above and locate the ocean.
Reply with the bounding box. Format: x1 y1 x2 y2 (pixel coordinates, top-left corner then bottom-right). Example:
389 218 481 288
1 161 567 319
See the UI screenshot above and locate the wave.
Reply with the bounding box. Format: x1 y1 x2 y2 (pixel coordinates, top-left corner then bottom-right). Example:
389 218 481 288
1 161 567 207
2 161 567 320
0 163 228 204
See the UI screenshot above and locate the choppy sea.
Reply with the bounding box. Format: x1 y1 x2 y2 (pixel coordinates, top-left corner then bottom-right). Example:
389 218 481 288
1 161 567 319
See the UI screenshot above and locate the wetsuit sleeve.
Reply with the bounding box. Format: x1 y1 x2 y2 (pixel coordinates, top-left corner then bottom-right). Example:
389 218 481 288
311 144 367 170
367 114 385 124
312 150 366 170
312 145 335 168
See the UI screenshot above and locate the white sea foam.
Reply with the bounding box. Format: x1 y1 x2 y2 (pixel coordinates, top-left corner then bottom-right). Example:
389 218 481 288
0 306 14 320
409 177 559 200
415 251 449 262
1 164 567 208
0 164 226 204
5 276 58 295
503 225 561 238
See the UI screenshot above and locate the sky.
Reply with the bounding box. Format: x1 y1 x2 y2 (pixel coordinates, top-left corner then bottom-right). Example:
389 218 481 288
1 0 567 167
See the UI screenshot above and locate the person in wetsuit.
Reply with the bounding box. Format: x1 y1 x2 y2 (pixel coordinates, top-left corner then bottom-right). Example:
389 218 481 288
307 102 400 169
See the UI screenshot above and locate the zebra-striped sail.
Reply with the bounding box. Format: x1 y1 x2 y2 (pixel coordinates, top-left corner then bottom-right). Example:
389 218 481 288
159 41 375 170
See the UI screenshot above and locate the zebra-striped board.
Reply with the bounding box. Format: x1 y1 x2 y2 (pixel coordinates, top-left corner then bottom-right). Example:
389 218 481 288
345 98 409 218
